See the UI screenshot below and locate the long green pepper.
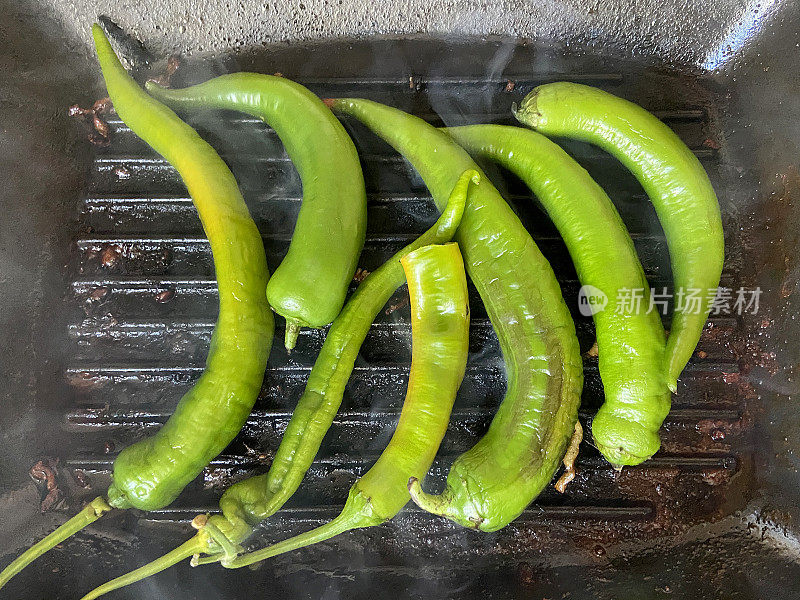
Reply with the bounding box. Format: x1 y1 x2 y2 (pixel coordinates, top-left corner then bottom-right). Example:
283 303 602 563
329 99 583 532
76 171 477 599
514 82 724 392
224 242 470 569
147 73 368 350
444 124 670 467
0 25 274 590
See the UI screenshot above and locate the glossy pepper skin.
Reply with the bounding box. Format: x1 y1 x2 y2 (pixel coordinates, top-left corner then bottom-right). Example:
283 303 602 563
0 26 274 593
330 99 583 532
224 242 470 569
445 124 670 467
514 82 724 392
75 172 477 600
147 74 367 350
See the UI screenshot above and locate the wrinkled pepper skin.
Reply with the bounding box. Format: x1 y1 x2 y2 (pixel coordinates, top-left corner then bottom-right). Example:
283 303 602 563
0 27 275 593
446 124 670 467
330 99 583 532
515 82 724 393
94 26 274 511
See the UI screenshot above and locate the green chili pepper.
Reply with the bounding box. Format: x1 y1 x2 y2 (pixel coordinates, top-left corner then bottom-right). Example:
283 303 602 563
514 82 724 392
146 73 367 350
329 99 583 532
75 171 476 600
221 241 470 569
443 124 670 467
0 26 273 590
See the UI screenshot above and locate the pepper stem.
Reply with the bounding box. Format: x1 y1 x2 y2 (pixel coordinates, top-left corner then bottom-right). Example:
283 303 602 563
79 536 206 600
223 512 355 569
283 318 301 351
0 496 112 590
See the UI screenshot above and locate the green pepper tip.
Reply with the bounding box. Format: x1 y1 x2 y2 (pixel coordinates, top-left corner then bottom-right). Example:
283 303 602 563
284 318 301 351
407 478 442 515
666 377 678 393
466 169 481 185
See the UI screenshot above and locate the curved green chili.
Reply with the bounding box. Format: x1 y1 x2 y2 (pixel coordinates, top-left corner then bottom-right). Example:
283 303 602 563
220 242 470 569
514 82 724 391
0 25 273 590
329 99 583 532
147 73 367 350
75 171 477 599
444 124 670 466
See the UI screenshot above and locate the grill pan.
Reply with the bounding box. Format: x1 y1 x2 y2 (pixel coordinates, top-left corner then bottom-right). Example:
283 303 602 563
2 2 800 598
